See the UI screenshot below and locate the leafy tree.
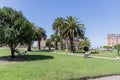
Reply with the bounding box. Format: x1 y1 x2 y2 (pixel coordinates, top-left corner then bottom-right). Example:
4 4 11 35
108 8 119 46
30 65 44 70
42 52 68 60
34 27 47 50
0 7 35 58
103 46 112 51
26 22 35 51
62 16 85 52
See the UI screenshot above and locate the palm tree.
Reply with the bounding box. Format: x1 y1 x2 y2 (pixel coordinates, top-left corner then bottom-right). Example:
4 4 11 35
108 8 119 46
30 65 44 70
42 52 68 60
34 27 47 50
50 34 60 50
79 37 90 50
52 17 65 50
62 16 85 52
46 39 53 50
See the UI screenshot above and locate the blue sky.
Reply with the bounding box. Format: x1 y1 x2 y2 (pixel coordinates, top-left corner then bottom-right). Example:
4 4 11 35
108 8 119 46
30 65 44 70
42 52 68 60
0 0 120 48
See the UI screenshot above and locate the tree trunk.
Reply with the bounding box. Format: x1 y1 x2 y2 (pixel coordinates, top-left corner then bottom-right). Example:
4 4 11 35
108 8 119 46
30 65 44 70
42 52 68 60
10 45 15 58
60 37 63 50
49 46 51 50
60 42 63 50
70 39 74 52
118 50 120 56
55 41 58 50
27 42 31 51
38 40 41 50
0 44 2 47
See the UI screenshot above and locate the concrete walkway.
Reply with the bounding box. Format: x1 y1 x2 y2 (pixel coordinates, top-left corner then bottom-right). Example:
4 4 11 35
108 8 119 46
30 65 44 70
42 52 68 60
51 51 118 60
88 75 120 80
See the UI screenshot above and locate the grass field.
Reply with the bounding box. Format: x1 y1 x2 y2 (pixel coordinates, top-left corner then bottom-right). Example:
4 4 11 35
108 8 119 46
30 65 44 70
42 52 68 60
90 50 118 58
0 48 120 80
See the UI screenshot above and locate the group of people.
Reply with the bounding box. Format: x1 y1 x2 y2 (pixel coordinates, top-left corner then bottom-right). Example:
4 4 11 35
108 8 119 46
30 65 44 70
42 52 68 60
84 51 91 58
14 48 27 56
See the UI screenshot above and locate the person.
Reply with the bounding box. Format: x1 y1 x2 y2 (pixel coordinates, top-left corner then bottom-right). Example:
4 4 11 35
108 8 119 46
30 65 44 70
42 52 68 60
15 48 27 55
84 51 90 58
14 49 20 54
65 49 68 53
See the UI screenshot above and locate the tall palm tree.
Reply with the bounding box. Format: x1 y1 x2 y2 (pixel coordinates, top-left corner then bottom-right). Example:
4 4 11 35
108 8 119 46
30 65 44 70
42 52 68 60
34 27 47 50
52 17 65 50
62 16 85 52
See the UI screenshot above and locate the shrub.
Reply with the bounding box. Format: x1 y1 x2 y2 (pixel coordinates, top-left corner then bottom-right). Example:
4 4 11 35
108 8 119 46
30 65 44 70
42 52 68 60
83 46 89 52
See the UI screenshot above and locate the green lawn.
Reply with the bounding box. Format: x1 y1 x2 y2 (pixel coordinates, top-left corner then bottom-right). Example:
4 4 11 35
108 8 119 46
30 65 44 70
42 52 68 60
90 50 118 58
74 50 118 58
0 48 120 80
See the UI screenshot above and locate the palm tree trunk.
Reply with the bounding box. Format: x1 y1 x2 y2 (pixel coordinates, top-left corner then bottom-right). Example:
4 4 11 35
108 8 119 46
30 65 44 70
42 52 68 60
55 30 58 50
70 38 74 52
60 40 62 50
38 40 41 50
60 36 63 50
55 41 58 50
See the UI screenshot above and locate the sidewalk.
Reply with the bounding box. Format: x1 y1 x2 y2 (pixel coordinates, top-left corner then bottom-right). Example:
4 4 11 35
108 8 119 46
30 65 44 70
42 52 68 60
88 75 120 80
51 51 118 60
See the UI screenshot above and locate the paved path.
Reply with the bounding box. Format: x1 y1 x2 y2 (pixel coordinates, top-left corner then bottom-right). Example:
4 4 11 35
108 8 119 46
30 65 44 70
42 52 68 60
88 75 120 80
51 51 118 60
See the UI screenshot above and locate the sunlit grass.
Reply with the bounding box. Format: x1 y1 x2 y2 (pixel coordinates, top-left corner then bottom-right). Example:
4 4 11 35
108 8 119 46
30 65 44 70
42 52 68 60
91 50 118 58
0 48 120 80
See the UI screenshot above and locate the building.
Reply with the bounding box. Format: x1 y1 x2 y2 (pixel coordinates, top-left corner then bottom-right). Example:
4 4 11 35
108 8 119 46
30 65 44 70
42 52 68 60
107 34 120 47
63 39 80 49
39 39 80 50
39 40 46 49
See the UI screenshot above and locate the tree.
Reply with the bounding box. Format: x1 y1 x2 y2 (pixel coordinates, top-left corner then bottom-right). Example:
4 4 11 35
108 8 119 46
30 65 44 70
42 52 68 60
34 27 47 50
46 39 53 50
114 44 120 55
0 7 35 58
103 46 112 51
83 46 89 52
50 34 60 50
62 16 85 52
79 37 90 50
52 17 65 50
26 22 35 51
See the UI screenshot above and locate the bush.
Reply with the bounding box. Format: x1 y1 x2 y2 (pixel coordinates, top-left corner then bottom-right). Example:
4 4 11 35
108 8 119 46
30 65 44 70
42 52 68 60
83 46 89 52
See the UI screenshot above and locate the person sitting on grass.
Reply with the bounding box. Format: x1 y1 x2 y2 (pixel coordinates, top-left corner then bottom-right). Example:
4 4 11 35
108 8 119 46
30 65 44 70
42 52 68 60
14 48 27 56
84 51 90 58
83 46 90 58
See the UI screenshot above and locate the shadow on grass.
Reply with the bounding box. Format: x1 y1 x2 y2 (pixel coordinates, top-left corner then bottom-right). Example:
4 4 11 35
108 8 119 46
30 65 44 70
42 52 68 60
31 50 54 52
0 54 54 62
74 51 85 54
